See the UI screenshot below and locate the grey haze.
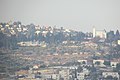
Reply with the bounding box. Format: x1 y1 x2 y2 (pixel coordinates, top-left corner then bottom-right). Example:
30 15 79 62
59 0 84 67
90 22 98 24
0 0 120 32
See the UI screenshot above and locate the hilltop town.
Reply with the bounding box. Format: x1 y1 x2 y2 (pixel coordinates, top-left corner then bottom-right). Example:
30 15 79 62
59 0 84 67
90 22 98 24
0 21 120 80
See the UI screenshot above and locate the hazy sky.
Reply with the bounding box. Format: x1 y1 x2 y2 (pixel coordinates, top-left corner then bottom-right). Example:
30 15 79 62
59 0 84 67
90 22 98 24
0 0 120 32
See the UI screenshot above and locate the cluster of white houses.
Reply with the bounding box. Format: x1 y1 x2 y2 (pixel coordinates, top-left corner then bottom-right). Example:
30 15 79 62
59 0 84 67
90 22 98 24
78 59 119 68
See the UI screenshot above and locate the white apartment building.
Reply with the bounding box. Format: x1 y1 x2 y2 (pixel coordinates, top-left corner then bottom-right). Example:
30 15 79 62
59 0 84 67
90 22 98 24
102 72 119 79
93 27 107 39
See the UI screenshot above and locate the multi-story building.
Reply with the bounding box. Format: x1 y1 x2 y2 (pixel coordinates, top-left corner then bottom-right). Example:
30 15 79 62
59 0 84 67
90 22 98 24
59 69 70 80
102 72 119 79
93 27 107 39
